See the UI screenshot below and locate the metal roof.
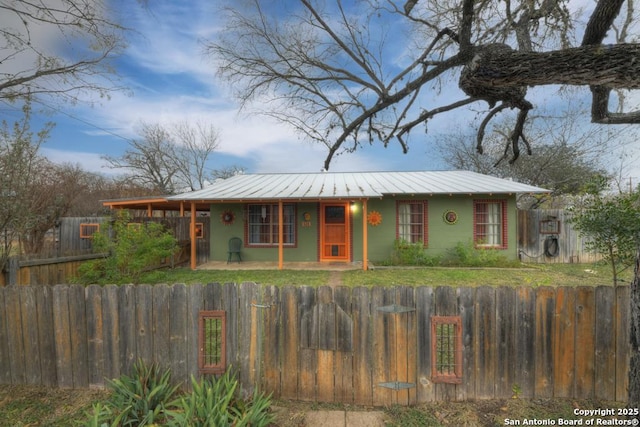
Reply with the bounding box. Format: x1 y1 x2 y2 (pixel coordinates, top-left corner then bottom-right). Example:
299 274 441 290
168 171 548 202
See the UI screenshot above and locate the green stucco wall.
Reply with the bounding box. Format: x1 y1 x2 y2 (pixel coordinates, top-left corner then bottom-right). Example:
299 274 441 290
208 195 519 263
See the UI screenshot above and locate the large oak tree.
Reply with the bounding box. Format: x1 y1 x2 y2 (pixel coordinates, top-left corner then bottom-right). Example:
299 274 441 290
207 0 640 404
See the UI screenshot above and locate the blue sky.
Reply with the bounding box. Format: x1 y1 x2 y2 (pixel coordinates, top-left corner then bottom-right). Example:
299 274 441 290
2 0 639 184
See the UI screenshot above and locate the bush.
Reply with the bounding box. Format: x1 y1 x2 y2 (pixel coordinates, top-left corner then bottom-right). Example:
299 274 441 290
165 371 273 427
77 211 179 285
80 362 273 427
443 240 513 267
81 360 179 426
388 239 441 266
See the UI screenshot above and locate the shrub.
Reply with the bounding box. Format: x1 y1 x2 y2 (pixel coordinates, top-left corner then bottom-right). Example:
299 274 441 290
81 360 179 427
443 240 513 267
165 370 274 427
388 239 440 266
77 211 179 284
80 362 273 427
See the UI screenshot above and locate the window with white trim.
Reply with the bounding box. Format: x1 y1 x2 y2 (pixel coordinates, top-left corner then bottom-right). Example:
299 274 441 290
247 204 295 246
396 201 427 245
473 200 507 248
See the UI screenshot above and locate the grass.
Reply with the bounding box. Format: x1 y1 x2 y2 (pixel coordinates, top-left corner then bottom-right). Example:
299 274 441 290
132 261 630 288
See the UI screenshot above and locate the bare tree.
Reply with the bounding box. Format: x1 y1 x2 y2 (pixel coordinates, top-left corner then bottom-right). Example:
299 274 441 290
437 108 612 207
0 0 128 103
172 121 221 191
103 121 221 194
207 0 639 171
207 0 640 405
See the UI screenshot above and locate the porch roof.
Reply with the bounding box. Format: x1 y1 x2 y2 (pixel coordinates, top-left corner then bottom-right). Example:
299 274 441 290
168 170 548 202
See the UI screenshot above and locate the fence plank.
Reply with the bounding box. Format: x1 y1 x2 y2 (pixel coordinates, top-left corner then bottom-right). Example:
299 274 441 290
5 286 26 384
0 288 11 384
262 285 281 398
415 286 434 403
594 286 615 400
334 286 354 404
52 285 73 388
352 286 373 406
102 285 120 381
515 287 535 398
316 286 335 403
170 284 188 389
534 287 555 398
69 285 89 388
118 285 136 376
616 286 630 401
298 286 317 401
152 285 171 369
135 285 154 365
222 283 237 371
36 286 57 387
397 286 416 406
474 286 496 400
574 287 595 399
372 287 393 406
553 287 575 398
237 282 257 398
457 287 475 401
281 286 299 400
496 287 516 399
85 285 105 388
186 283 203 387
20 287 41 385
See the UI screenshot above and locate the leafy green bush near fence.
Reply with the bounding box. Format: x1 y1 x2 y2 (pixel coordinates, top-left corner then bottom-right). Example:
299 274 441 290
76 212 179 285
81 360 273 427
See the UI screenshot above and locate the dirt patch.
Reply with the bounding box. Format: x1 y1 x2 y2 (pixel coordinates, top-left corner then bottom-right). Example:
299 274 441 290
327 271 344 287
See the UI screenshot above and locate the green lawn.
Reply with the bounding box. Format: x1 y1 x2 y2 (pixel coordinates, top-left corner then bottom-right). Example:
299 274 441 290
136 261 631 287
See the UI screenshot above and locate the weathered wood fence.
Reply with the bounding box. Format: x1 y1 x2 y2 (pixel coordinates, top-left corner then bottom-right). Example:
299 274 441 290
0 283 630 404
517 209 599 264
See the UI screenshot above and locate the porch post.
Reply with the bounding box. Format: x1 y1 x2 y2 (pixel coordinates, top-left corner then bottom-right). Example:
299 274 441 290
147 203 152 218
278 200 284 270
362 199 368 271
190 202 197 270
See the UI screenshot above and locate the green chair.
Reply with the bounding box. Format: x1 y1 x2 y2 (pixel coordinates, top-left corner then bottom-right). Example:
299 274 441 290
227 237 243 263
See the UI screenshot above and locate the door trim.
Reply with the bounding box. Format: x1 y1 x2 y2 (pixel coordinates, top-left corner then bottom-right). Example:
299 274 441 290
319 202 351 262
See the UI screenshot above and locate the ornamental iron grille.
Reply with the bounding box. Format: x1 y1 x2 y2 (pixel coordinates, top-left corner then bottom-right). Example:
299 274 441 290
198 311 226 374
431 315 463 384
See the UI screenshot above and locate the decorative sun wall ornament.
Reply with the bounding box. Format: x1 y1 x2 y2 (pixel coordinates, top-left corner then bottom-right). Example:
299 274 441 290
367 210 383 226
221 210 235 225
443 210 458 225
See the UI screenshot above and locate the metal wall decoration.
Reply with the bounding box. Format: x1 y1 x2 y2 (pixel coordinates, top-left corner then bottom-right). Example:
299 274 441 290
443 210 458 225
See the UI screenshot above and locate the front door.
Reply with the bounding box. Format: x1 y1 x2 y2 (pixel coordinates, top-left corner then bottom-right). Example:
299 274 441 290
320 203 350 262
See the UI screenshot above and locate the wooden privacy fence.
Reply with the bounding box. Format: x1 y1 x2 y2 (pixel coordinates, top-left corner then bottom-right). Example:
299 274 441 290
0 283 630 404
517 209 599 264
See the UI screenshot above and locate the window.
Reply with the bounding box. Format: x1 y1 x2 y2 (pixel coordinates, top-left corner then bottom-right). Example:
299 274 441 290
473 200 507 248
247 204 295 246
195 222 204 239
80 223 100 239
431 316 463 384
396 201 428 245
198 311 226 374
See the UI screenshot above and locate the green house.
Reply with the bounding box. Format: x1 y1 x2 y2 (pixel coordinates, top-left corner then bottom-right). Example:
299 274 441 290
163 171 547 269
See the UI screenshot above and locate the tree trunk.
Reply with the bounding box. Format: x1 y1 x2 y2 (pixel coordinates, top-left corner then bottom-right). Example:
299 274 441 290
629 248 640 406
461 43 640 90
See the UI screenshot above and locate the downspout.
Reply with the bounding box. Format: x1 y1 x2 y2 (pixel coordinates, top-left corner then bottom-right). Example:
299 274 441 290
362 199 368 271
190 202 196 270
278 200 284 270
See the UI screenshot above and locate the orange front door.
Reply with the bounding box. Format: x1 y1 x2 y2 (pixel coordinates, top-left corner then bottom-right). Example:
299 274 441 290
320 203 350 261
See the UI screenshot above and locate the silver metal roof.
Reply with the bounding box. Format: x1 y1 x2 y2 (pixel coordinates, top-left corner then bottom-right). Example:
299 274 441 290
168 171 548 201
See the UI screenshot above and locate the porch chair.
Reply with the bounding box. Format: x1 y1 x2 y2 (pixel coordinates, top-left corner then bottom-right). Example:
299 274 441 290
227 237 243 263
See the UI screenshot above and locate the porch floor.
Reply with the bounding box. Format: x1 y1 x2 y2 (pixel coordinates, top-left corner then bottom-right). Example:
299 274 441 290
196 260 369 271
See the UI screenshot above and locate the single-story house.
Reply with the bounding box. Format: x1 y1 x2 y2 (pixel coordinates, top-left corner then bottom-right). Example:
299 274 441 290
104 170 547 270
